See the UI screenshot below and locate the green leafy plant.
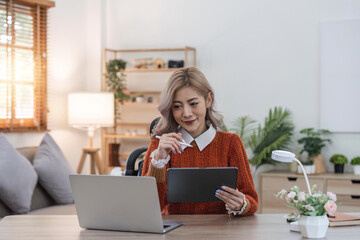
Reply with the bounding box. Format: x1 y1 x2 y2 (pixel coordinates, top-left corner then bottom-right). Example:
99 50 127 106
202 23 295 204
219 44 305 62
276 185 340 216
297 128 332 158
301 160 314 166
230 107 294 170
350 156 360 165
329 154 348 165
230 115 256 149
105 59 130 103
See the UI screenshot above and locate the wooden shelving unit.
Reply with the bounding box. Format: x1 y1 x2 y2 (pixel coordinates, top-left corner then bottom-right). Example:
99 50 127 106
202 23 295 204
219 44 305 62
101 47 196 172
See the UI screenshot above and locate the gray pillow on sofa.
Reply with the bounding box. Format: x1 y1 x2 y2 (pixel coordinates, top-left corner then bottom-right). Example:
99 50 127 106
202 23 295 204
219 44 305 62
0 133 38 214
33 133 75 204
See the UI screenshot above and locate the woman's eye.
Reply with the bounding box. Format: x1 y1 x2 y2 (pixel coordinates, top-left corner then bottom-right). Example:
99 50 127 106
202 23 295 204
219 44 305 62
173 105 182 110
190 102 199 106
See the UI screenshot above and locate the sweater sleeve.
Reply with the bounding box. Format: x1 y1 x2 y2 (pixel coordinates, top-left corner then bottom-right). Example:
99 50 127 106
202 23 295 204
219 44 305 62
141 138 168 211
228 134 258 216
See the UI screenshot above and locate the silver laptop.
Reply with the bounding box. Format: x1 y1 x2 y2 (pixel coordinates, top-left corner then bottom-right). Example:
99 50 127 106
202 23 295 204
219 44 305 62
69 174 182 234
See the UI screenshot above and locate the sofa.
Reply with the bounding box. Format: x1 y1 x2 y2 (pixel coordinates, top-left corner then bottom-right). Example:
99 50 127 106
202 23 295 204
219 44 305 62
0 147 76 219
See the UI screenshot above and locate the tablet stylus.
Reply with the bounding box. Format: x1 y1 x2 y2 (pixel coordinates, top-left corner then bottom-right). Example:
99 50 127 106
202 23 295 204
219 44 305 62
155 136 193 147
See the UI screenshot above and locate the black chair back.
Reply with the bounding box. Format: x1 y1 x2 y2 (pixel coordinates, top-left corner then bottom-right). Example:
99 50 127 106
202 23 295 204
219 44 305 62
124 117 160 176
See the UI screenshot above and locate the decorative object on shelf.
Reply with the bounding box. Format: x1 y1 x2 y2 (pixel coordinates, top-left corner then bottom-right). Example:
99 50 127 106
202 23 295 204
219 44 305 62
297 161 315 175
68 92 115 174
276 185 339 239
105 59 130 104
108 143 121 167
135 94 145 102
298 128 332 174
229 107 294 171
330 154 348 173
289 160 298 173
168 60 184 68
350 156 360 175
152 58 165 69
131 58 153 69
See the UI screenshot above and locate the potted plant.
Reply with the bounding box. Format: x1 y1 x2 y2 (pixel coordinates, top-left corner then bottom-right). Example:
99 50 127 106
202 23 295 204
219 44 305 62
297 160 315 174
230 107 294 172
105 59 130 166
105 59 130 104
350 156 360 175
329 154 348 174
276 185 339 238
297 128 332 174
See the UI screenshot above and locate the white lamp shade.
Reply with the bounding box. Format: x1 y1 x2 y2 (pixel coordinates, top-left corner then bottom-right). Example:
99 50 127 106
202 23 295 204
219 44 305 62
68 92 114 127
271 150 295 163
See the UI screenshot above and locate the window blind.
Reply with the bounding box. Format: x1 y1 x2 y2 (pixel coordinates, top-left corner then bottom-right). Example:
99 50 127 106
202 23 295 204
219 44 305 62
0 0 54 132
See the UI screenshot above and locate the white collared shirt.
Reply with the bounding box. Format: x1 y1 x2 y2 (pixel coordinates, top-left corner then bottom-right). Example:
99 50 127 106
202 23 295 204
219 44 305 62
150 124 217 168
179 124 217 151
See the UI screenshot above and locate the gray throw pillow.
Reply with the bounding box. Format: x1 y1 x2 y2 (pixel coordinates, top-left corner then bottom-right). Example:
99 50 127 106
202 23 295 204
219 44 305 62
0 133 38 214
33 133 75 204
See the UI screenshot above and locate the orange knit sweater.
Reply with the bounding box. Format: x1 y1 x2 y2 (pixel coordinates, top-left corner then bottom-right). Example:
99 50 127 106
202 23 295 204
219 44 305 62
141 131 258 216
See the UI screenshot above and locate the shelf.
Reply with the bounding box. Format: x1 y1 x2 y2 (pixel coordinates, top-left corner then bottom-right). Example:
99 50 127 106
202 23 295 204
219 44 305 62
125 68 180 73
115 122 150 127
105 47 196 53
123 102 158 106
119 153 130 158
104 134 149 139
102 46 196 171
130 91 161 95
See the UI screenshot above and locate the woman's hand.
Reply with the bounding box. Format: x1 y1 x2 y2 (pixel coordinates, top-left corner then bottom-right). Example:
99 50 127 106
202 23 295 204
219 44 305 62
215 186 245 211
155 133 183 160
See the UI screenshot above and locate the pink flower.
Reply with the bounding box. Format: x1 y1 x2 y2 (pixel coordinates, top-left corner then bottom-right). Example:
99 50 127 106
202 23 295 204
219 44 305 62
327 192 337 202
305 205 315 211
286 191 296 203
298 192 306 202
324 200 337 215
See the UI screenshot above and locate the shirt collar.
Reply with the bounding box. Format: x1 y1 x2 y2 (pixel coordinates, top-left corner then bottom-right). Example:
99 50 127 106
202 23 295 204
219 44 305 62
179 124 216 151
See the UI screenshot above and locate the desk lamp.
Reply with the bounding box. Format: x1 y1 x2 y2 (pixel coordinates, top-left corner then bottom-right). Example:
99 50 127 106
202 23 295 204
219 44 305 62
271 150 312 196
68 92 114 174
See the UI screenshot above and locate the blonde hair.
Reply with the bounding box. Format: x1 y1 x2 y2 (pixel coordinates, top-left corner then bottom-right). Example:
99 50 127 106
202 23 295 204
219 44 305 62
151 67 221 138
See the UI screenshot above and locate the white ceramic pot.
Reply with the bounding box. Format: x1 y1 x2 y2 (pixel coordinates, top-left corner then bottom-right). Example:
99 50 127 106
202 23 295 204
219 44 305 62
298 215 329 239
354 165 360 175
298 165 315 174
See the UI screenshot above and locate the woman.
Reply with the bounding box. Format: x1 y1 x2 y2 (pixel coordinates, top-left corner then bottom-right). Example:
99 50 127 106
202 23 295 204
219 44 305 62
142 67 258 216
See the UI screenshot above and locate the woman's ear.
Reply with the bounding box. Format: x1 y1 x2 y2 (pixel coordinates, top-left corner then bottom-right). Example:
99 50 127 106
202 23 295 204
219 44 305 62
206 91 213 108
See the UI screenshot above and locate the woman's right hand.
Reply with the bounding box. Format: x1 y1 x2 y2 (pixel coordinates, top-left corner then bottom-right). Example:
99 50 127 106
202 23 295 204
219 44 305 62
155 133 183 160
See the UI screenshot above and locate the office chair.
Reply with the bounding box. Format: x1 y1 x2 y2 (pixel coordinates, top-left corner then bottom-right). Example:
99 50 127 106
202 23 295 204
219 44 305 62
125 117 160 176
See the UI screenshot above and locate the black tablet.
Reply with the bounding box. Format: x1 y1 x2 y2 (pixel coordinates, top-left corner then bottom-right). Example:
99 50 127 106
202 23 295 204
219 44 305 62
167 167 238 203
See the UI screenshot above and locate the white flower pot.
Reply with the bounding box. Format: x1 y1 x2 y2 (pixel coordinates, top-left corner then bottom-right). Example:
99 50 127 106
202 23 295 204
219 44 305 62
298 215 329 238
354 165 360 175
298 165 315 175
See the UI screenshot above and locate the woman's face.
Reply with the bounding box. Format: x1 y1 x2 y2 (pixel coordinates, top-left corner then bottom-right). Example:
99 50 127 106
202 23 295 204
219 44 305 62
172 86 212 138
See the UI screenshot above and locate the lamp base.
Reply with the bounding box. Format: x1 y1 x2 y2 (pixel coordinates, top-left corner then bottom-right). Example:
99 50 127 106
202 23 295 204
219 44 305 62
77 147 102 174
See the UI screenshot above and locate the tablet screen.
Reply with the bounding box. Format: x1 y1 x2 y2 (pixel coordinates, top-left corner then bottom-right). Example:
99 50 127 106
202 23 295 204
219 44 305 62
167 167 238 203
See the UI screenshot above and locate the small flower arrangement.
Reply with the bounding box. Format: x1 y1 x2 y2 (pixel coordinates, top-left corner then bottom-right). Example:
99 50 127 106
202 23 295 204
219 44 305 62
276 185 340 216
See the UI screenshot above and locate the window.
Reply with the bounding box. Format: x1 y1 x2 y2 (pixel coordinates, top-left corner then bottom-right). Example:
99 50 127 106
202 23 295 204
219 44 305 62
0 0 54 132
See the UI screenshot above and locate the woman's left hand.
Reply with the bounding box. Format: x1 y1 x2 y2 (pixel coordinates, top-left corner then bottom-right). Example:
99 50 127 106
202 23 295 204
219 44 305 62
215 186 245 211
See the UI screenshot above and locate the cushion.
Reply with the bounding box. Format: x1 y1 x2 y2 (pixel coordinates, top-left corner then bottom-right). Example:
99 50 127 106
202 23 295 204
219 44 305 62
0 133 38 214
33 133 75 204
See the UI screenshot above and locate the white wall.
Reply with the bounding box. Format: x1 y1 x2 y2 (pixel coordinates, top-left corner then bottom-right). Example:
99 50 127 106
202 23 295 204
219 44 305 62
5 0 360 175
105 0 360 173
